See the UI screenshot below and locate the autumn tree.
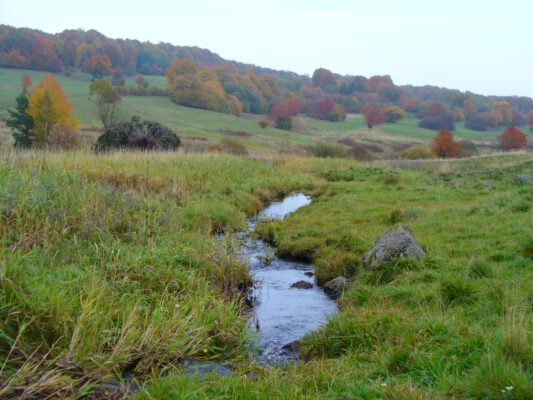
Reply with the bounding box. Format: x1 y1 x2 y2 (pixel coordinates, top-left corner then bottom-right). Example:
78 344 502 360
386 106 405 123
135 74 148 89
512 112 525 127
20 75 33 90
5 76 34 148
528 112 533 131
497 126 527 151
432 129 461 158
361 104 386 128
268 97 301 130
312 68 337 89
167 59 236 114
90 79 122 129
83 53 113 78
27 74 78 147
491 100 512 125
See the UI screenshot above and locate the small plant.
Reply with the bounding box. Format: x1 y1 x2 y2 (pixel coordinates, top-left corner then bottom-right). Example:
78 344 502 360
439 276 477 306
383 172 400 185
404 208 420 220
387 209 405 225
511 199 530 213
258 120 268 129
385 347 413 373
521 236 533 259
467 259 494 279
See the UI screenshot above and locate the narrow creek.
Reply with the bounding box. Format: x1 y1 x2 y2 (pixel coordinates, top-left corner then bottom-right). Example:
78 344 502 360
241 194 338 364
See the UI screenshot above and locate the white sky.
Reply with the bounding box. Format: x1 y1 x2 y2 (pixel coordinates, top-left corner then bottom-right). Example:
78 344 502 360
1 0 532 97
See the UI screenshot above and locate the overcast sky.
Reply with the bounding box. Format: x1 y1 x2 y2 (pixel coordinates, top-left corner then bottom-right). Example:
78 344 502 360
1 0 532 97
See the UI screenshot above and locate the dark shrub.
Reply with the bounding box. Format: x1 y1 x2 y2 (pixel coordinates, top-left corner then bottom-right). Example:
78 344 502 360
418 115 455 131
465 115 489 131
275 116 292 131
95 116 180 151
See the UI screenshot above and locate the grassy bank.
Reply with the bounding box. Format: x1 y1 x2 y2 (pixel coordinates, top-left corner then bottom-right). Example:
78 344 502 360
0 150 531 399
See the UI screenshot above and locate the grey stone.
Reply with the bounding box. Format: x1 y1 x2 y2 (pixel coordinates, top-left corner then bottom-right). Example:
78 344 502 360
324 276 348 298
363 224 425 269
291 280 313 289
515 175 531 183
482 181 496 188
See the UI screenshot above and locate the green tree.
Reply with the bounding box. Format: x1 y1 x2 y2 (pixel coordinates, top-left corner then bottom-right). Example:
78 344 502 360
90 79 122 129
5 89 34 148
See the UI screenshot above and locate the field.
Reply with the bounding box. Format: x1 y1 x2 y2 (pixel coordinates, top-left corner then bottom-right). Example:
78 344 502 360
1 67 522 157
0 149 531 399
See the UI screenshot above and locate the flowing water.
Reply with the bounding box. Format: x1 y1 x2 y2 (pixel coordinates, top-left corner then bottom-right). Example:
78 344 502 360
241 194 338 364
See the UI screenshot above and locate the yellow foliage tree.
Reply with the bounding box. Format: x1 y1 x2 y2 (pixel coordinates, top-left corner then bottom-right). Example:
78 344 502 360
27 74 78 147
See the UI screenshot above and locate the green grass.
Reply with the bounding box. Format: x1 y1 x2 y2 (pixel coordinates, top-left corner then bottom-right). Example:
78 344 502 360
1 151 531 398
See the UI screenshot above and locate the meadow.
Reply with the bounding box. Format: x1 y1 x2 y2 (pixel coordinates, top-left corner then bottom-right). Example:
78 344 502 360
0 148 531 399
0 67 517 157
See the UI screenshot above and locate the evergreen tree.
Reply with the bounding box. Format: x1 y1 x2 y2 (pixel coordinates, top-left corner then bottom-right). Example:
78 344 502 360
6 90 34 148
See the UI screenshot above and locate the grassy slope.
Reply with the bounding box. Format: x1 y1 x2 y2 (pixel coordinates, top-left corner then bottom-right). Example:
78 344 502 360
2 67 524 154
1 151 531 399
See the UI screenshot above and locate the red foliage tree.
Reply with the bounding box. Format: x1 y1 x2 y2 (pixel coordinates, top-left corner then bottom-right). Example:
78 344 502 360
268 98 301 120
528 112 533 131
497 126 528 151
361 104 386 128
432 129 461 158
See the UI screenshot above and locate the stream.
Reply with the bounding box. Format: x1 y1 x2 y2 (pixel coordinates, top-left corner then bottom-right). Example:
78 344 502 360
241 194 338 364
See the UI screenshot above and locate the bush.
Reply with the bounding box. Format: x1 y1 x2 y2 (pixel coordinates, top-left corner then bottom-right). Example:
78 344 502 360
458 140 479 157
48 122 80 150
439 276 477 305
258 120 268 129
400 146 436 160
95 116 180 151
275 116 292 131
218 138 249 156
306 144 347 158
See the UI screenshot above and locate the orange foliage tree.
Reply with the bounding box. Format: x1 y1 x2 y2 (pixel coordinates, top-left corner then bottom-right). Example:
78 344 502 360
432 129 461 158
27 74 78 147
497 126 527 151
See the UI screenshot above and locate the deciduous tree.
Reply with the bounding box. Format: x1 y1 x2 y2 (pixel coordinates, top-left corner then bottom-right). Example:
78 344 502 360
528 112 533 131
27 74 78 147
497 126 527 151
90 79 122 129
491 100 512 125
361 104 386 128
432 129 460 158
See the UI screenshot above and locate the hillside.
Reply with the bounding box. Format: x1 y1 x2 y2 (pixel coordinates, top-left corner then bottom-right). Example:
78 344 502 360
2 67 526 157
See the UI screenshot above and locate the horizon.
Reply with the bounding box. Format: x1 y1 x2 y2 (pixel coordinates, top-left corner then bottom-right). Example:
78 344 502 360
1 0 532 98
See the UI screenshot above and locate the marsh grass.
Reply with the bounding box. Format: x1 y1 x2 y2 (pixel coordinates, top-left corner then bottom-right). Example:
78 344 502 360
0 150 532 398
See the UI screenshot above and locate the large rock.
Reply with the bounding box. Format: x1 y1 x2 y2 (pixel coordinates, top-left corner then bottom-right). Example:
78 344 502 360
363 224 425 269
324 276 348 298
291 280 313 289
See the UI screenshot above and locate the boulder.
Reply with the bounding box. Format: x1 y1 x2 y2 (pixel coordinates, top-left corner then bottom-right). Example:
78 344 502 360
363 224 425 269
291 280 313 289
324 276 348 298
